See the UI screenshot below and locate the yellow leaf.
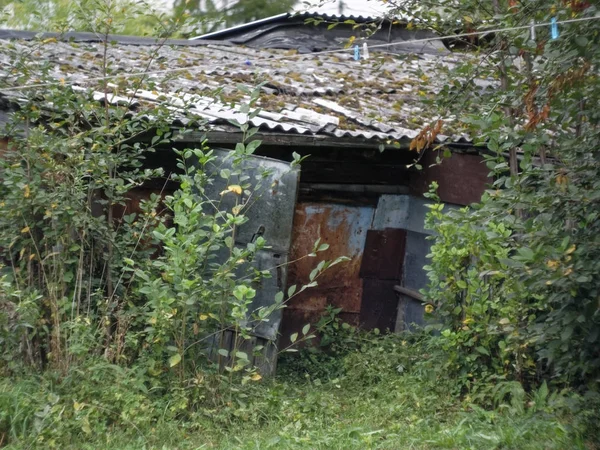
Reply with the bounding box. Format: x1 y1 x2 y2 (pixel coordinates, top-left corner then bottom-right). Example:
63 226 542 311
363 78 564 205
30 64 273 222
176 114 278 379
199 314 208 321
21 226 30 234
42 37 58 44
566 245 576 255
227 185 242 195
406 22 414 30
463 16 473 24
251 373 262 381
556 174 568 185
563 268 573 276
29 253 36 261
73 401 84 411
23 185 30 198
168 353 182 367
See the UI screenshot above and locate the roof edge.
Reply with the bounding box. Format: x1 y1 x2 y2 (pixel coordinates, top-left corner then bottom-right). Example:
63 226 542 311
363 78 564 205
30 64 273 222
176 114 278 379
0 29 231 47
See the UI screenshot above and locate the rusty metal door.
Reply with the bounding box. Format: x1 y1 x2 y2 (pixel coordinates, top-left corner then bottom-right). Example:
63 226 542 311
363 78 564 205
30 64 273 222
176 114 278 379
359 228 407 331
282 203 375 343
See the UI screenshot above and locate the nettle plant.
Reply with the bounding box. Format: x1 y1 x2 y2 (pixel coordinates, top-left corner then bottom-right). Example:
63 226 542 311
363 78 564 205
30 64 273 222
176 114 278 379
0 4 344 383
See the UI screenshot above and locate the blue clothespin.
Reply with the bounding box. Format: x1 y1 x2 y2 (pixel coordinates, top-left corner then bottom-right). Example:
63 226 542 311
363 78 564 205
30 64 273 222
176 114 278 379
354 45 360 61
245 59 252 66
551 17 559 40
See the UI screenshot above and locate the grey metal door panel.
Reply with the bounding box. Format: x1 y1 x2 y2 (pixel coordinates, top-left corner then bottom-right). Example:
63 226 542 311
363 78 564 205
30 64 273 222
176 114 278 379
205 149 299 253
202 149 298 342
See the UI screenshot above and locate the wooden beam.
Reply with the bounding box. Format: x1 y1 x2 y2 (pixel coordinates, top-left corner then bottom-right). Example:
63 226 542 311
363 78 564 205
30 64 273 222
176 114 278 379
175 130 411 150
393 285 424 302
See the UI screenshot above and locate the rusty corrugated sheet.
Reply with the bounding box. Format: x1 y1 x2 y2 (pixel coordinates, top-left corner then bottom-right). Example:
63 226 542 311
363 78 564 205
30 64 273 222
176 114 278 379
281 202 375 344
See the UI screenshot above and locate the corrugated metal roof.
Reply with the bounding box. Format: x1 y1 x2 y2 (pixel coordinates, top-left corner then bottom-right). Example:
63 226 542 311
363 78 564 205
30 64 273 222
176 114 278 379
0 31 491 145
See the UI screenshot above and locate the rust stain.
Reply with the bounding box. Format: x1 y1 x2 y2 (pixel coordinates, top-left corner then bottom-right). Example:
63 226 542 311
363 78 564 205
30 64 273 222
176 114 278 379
281 202 374 345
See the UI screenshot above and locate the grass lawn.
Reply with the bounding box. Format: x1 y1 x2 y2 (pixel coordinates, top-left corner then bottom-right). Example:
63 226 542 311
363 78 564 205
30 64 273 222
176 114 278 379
2 339 596 449
64 373 591 449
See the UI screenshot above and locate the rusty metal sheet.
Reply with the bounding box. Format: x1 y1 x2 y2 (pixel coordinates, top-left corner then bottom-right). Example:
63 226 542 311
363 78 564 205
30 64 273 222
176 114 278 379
359 229 406 280
409 151 491 206
281 202 375 344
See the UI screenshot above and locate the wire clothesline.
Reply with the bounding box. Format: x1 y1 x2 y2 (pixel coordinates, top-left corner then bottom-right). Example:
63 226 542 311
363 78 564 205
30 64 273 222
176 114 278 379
1 14 599 93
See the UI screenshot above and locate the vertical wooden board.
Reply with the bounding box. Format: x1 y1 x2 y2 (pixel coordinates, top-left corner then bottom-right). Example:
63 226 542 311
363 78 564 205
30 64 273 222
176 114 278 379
254 338 278 377
237 335 257 363
216 329 234 371
359 229 406 280
359 279 399 332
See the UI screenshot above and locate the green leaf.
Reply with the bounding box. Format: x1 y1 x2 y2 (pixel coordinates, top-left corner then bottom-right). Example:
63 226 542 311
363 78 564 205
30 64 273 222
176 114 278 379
302 324 310 335
515 247 534 261
218 349 229 357
168 353 181 367
290 332 298 343
475 346 489 356
288 285 297 297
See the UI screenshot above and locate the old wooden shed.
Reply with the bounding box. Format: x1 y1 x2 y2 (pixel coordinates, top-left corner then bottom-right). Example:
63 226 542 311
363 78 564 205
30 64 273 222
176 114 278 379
0 14 493 371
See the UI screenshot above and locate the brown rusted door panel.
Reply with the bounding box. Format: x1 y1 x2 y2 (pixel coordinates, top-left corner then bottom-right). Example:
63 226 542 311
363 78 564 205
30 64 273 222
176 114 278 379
359 279 400 331
359 228 407 331
359 229 406 280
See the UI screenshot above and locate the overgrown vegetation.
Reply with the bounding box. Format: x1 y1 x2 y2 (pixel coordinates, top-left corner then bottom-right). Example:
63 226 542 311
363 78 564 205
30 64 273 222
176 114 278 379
0 0 599 448
399 0 600 392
